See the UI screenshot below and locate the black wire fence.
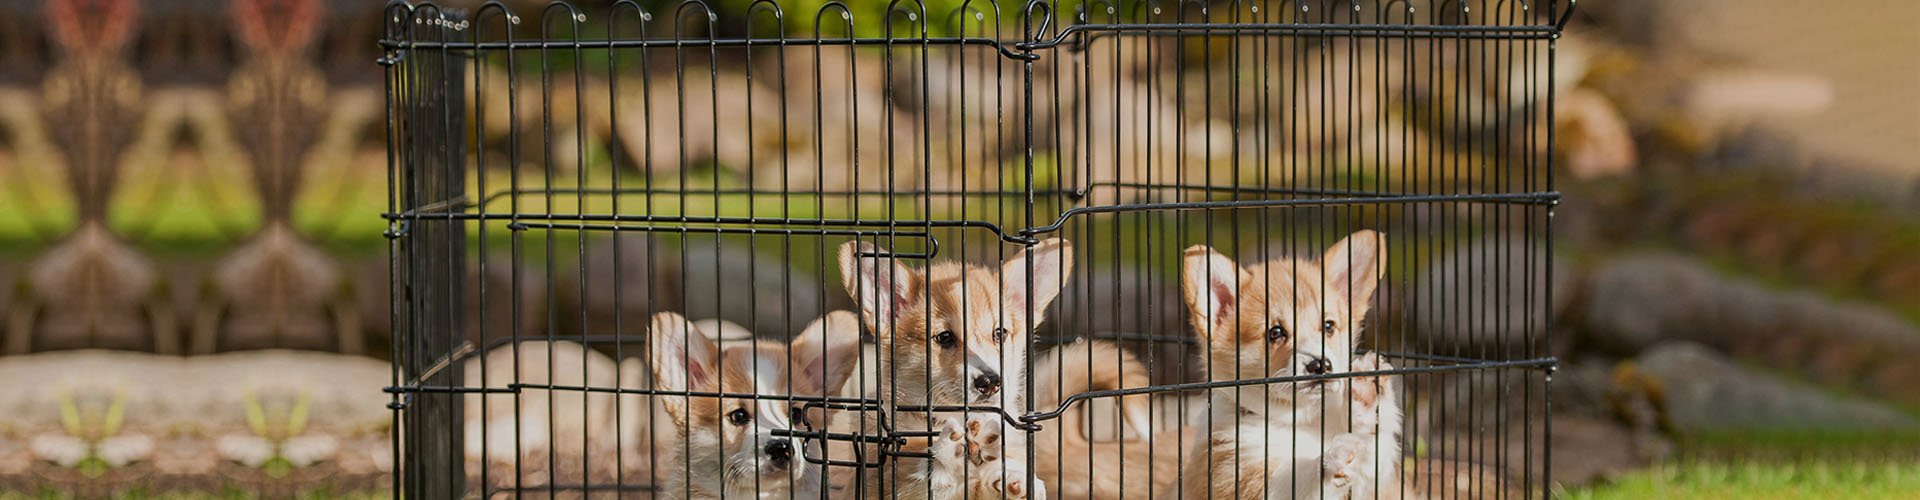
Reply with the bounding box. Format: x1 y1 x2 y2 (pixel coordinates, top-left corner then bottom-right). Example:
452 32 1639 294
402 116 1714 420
383 0 1568 497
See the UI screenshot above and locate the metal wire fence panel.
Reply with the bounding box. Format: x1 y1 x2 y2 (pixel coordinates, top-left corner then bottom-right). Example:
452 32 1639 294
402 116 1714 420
382 0 1567 497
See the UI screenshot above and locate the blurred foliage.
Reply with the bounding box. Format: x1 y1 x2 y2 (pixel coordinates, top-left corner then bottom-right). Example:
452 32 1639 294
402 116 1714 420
1684 429 1920 463
1572 168 1920 324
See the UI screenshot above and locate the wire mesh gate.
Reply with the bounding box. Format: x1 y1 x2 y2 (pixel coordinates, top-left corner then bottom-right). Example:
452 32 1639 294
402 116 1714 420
382 0 1570 497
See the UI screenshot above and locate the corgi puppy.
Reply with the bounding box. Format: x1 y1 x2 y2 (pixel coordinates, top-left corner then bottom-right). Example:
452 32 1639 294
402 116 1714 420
1032 338 1200 499
648 311 863 499
833 238 1073 500
1176 230 1405 499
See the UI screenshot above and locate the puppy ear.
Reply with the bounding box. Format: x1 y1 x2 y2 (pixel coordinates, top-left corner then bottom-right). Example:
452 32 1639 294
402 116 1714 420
1001 238 1074 328
1182 245 1248 339
649 312 720 425
837 241 923 335
788 310 865 396
1323 230 1385 319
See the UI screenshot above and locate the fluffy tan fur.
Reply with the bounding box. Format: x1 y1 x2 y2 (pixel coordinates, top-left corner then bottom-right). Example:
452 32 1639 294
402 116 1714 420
461 340 662 487
1033 339 1200 499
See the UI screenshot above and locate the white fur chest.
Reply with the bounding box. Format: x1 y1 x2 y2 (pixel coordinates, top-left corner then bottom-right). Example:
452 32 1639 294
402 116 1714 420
1204 393 1358 499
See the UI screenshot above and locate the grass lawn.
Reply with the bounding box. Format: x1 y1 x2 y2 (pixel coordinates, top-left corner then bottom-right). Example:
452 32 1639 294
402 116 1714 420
1563 461 1920 499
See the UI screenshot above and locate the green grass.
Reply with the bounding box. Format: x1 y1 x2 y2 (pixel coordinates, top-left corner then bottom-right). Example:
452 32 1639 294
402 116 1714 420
1562 461 1920 500
1561 427 1920 498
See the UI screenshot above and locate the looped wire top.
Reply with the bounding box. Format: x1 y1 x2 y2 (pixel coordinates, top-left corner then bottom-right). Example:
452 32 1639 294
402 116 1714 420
815 1 858 36
674 0 722 30
1020 0 1053 42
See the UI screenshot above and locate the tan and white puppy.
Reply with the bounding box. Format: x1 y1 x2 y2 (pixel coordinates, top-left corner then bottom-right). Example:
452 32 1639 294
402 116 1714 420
834 239 1072 500
649 311 863 500
1176 230 1405 499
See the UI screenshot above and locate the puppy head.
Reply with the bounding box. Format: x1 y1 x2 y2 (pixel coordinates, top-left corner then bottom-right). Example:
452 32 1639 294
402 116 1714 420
837 239 1073 409
1181 230 1384 409
649 311 862 490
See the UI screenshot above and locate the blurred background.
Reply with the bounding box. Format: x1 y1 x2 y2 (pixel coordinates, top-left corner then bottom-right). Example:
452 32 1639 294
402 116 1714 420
0 0 1916 497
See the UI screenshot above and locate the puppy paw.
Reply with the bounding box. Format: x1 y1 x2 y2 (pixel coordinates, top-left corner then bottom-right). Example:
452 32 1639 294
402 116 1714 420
1322 433 1374 488
1347 353 1395 416
930 417 970 467
977 458 1039 500
1351 352 1383 372
964 418 1005 466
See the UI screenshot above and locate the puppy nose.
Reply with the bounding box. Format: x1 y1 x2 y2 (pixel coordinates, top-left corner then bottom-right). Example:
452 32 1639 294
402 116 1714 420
765 440 792 463
973 372 1002 395
1305 357 1333 375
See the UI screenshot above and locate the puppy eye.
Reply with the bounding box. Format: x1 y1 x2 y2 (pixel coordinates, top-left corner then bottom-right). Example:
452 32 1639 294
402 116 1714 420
1322 320 1336 335
935 330 958 348
992 327 1007 344
1266 325 1289 343
728 408 751 426
790 406 809 425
